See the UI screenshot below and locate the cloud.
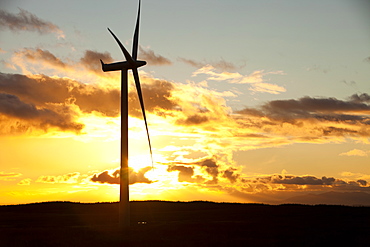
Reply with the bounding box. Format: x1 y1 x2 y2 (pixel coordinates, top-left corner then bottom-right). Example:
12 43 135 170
176 114 209 126
130 167 155 184
10 48 121 81
0 72 120 116
0 171 22 180
237 94 370 141
306 65 330 74
80 50 114 74
195 158 219 183
264 95 370 114
36 172 80 184
91 167 153 185
162 159 370 204
0 92 83 134
222 168 239 183
357 180 367 186
198 159 218 172
0 8 64 38
167 165 205 183
192 65 286 94
166 157 241 185
178 58 204 68
270 175 336 185
340 149 369 157
241 174 369 192
17 178 32 185
4 47 369 147
4 49 230 135
179 58 239 71
14 48 69 71
128 76 178 118
127 75 370 154
349 93 370 103
91 170 119 184
340 172 370 182
139 46 172 66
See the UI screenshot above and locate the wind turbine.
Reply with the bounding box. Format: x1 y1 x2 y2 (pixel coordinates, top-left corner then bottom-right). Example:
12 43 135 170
100 0 152 228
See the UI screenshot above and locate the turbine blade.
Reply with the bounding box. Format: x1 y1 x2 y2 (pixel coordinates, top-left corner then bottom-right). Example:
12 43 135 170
132 0 141 61
107 28 135 66
132 68 154 166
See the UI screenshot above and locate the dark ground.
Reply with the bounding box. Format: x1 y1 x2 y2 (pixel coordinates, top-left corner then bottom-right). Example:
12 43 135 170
0 201 369 247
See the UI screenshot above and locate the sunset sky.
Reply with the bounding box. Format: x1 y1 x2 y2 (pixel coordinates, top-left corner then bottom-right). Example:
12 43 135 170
1 0 370 205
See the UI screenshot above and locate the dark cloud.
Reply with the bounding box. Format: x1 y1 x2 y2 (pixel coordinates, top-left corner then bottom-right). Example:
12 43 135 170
271 175 335 185
357 180 367 186
237 95 370 137
91 170 119 184
129 78 178 118
262 96 370 116
250 174 369 190
91 167 153 185
167 165 204 183
139 46 172 66
238 95 370 119
80 50 113 74
223 168 239 183
175 114 209 126
130 167 153 184
0 73 120 117
167 159 238 185
0 8 64 37
349 93 370 103
178 57 238 71
196 159 219 183
0 92 83 132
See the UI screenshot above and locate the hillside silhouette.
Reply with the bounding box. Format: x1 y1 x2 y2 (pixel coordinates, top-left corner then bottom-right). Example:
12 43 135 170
1 201 369 246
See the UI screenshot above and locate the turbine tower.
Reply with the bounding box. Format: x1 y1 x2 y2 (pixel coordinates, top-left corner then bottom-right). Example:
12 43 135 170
100 0 152 228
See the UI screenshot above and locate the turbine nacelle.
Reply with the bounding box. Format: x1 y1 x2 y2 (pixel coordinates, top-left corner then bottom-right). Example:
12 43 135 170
101 60 146 72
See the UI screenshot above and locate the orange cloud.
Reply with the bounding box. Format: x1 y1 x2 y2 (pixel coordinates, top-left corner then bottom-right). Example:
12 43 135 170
36 172 81 184
17 178 32 186
340 149 369 157
0 172 22 180
192 65 286 94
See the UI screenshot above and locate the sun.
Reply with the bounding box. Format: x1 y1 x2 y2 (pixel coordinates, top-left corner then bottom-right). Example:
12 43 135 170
129 154 152 171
